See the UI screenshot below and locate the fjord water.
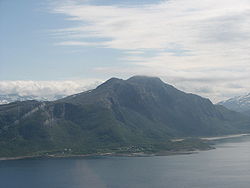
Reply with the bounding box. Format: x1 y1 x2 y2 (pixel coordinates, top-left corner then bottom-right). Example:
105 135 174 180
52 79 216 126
1 137 250 188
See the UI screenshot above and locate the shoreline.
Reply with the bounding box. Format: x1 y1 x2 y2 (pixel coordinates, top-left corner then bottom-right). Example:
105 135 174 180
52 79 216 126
2 133 248 161
0 149 207 161
201 133 250 141
171 133 250 142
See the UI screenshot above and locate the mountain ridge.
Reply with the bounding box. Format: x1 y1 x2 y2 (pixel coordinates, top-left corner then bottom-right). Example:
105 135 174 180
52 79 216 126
218 93 250 115
0 93 65 105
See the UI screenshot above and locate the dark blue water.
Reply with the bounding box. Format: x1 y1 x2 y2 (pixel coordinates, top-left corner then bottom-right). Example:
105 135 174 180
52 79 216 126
1 136 250 188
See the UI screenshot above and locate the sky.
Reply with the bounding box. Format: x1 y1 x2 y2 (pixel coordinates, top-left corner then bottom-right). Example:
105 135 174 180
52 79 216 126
1 0 250 102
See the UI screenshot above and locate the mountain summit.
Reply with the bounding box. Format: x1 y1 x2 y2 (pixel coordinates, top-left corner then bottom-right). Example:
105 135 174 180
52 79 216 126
0 76 249 157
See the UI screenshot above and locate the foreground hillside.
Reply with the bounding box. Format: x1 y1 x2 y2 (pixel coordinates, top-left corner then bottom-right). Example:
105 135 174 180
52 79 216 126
0 76 249 157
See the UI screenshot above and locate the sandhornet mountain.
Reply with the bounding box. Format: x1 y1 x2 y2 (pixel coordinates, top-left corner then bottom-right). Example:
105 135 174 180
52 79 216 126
0 76 249 157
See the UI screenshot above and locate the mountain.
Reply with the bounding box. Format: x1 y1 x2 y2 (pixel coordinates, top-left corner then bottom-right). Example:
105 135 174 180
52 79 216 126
0 94 65 105
218 93 250 115
0 76 249 157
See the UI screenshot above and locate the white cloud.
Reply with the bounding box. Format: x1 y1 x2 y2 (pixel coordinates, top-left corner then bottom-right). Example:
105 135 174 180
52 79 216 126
0 79 102 98
55 41 103 46
49 0 250 102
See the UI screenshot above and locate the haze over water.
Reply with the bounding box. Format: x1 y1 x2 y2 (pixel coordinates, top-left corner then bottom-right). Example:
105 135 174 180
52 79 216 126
1 136 250 188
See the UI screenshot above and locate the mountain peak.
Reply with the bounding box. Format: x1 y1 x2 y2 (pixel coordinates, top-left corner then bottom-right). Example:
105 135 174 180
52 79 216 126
126 76 165 87
96 76 164 90
127 75 162 83
107 77 123 82
96 77 124 89
218 93 250 114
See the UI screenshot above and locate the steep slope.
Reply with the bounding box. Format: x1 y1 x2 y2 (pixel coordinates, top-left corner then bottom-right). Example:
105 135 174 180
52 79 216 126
218 94 250 115
0 76 249 157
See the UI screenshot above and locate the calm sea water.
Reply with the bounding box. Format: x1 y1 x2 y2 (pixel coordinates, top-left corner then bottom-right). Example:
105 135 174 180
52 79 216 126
1 136 250 188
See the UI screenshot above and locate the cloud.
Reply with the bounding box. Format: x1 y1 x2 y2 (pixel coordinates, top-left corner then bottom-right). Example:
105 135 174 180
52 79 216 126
0 79 102 98
50 0 250 49
48 0 250 102
54 41 103 46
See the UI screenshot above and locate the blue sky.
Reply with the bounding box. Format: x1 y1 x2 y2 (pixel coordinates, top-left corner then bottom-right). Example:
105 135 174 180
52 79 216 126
0 0 118 80
0 0 161 81
1 0 250 102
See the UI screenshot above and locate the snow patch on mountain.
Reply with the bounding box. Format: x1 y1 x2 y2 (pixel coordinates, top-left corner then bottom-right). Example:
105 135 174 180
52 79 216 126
218 93 250 113
0 94 65 105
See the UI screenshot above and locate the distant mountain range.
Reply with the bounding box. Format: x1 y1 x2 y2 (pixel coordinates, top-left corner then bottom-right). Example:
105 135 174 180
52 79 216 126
218 94 250 115
0 76 249 158
0 94 65 105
